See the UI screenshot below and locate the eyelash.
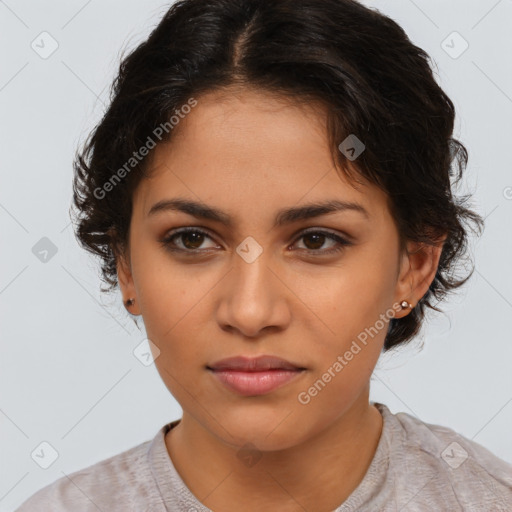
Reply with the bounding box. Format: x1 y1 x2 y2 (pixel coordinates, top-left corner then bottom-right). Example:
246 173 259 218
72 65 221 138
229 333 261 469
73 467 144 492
160 227 352 256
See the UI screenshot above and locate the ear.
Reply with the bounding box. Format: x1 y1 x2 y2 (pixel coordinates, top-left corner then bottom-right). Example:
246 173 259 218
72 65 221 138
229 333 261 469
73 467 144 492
116 249 142 316
393 234 446 319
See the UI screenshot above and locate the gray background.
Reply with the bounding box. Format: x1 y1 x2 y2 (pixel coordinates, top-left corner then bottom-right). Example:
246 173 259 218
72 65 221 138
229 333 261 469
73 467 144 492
1 0 511 510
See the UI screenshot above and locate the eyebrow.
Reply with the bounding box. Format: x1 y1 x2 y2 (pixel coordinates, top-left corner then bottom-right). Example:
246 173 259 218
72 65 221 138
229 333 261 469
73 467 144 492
147 197 369 228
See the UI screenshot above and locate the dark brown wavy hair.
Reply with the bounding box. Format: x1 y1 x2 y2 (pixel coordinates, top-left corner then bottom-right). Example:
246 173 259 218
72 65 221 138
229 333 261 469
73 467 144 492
70 0 484 351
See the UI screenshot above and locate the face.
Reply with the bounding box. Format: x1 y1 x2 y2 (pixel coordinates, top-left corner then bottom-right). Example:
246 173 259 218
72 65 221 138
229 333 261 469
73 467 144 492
117 88 436 451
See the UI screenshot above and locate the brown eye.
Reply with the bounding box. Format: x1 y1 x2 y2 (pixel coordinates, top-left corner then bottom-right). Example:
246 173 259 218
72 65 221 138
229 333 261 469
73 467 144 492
180 231 206 250
301 233 328 250
160 228 218 253
292 229 352 255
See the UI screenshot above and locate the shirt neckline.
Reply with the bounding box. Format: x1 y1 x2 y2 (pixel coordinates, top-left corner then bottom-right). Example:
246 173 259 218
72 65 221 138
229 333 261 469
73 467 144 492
148 401 394 511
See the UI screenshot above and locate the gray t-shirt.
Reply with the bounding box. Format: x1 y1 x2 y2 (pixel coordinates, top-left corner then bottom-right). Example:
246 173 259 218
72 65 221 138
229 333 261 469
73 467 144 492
15 402 512 511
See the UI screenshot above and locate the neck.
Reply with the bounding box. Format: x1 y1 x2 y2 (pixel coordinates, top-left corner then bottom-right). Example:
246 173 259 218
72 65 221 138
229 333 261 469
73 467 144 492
165 390 383 512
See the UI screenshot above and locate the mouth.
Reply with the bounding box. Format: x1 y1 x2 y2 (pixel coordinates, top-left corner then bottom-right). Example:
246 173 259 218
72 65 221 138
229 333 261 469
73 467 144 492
207 354 306 372
206 355 306 396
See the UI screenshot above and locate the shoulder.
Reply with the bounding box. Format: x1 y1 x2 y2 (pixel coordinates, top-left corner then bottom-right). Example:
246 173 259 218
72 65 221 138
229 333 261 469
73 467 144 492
15 436 156 512
377 403 512 511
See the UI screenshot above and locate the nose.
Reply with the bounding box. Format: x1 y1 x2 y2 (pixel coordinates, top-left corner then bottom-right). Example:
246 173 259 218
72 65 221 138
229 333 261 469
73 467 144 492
215 243 291 339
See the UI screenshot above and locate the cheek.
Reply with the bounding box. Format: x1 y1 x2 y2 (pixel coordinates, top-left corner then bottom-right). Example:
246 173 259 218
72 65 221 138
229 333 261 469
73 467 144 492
299 261 392 341
132 248 215 335
294 260 392 398
339 243 398 319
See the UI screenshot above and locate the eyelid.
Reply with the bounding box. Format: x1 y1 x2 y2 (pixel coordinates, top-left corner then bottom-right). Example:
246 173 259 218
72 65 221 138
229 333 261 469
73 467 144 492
160 225 353 255
290 228 353 254
296 226 352 241
162 225 352 241
161 226 221 249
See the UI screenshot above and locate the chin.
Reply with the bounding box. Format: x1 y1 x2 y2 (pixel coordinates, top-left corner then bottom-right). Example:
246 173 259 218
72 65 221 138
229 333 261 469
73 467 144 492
208 408 311 452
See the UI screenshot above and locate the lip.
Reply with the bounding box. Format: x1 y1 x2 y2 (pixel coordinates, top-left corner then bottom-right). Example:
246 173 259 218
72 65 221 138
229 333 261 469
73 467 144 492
207 355 305 372
209 369 305 396
206 355 306 396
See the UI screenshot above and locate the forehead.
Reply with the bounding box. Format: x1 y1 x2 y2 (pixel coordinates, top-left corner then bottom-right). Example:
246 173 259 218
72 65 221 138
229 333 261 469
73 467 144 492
167 87 332 159
134 88 387 221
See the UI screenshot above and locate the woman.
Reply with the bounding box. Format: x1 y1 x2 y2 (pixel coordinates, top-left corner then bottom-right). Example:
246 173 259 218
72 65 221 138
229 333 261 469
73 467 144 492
16 0 512 510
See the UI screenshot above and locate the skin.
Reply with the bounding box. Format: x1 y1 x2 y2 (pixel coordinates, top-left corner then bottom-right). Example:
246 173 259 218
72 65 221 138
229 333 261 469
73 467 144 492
116 87 445 511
